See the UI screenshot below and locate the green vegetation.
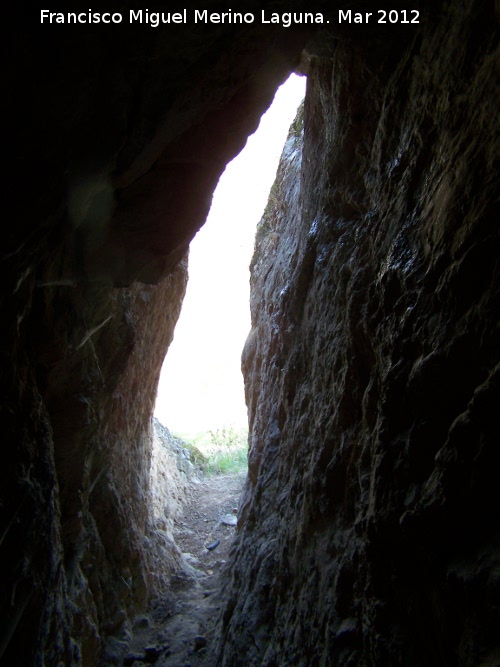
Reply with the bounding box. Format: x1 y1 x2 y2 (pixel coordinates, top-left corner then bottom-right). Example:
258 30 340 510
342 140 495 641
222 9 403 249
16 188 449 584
260 180 280 234
176 425 248 476
181 439 208 467
289 99 304 137
203 426 249 475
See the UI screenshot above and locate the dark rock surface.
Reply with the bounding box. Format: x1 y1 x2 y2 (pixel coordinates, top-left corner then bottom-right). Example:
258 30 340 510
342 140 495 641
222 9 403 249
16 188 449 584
2 1 499 665
218 5 500 666
3 4 318 664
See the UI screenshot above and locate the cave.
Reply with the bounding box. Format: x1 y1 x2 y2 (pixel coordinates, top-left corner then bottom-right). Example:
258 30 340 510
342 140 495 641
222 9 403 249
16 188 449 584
2 1 499 666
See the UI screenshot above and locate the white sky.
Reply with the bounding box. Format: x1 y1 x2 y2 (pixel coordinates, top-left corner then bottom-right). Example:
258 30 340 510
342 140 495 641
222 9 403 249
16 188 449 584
154 73 306 437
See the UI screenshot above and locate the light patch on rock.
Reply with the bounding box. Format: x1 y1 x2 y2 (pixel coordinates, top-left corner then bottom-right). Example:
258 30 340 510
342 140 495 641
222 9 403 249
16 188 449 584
145 420 198 596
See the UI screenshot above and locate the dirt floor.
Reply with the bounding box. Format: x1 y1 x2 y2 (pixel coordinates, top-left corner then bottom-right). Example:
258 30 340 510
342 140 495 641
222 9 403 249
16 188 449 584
124 470 247 667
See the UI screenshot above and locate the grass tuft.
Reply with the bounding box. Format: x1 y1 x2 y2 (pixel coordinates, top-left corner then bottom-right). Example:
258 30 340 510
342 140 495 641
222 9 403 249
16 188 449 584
204 425 248 475
178 425 248 476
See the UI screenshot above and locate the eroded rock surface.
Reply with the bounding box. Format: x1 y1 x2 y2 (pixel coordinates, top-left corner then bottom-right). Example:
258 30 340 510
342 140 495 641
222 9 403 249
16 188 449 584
218 5 499 666
3 7 314 664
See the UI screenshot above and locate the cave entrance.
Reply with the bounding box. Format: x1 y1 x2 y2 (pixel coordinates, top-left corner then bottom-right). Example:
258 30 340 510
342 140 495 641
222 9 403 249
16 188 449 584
153 73 306 471
143 76 306 660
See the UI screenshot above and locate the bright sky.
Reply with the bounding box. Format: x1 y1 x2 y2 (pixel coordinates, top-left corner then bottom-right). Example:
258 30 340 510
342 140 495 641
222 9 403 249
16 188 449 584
154 73 306 437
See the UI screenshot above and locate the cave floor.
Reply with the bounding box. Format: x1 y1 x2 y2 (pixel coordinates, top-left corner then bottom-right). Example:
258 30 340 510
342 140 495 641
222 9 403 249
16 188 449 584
125 470 247 667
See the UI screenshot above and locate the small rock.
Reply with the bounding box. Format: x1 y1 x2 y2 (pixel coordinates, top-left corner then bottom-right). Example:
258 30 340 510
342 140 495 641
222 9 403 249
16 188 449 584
144 645 162 662
183 552 199 565
194 635 207 651
132 615 151 630
103 638 129 663
124 655 144 667
221 514 237 526
124 645 162 665
206 539 220 551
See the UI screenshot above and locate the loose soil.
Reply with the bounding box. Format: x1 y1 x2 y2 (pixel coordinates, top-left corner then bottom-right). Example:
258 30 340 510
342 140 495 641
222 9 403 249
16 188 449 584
125 470 247 667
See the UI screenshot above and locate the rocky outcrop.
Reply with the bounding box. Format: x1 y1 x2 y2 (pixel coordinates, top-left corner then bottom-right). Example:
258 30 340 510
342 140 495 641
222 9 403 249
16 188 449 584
147 419 203 600
218 4 499 666
2 267 189 666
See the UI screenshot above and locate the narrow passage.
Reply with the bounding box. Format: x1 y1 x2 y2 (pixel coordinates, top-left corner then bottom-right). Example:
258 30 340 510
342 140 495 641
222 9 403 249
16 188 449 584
125 469 246 667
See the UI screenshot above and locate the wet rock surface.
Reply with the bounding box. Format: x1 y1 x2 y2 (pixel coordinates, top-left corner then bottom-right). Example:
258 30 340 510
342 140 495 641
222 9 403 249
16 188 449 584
217 4 500 666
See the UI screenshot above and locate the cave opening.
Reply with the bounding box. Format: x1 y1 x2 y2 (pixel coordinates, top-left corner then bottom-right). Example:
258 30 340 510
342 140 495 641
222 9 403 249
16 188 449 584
138 72 308 666
153 73 306 453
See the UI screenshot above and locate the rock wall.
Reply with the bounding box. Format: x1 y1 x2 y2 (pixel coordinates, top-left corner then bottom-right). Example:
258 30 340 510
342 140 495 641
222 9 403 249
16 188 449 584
3 4 320 664
147 420 199 599
2 266 188 666
218 3 499 666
